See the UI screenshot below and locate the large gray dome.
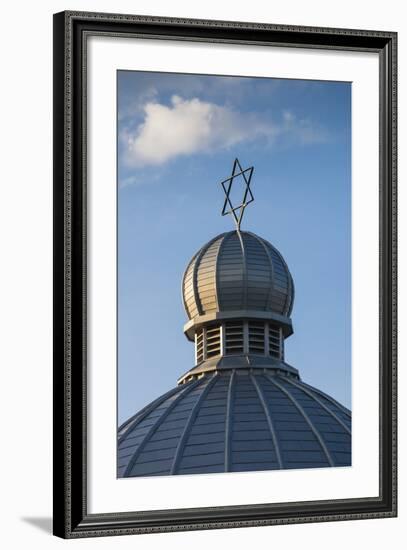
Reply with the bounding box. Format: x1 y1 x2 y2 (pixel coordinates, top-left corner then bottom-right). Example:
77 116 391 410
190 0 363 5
182 231 294 322
118 370 351 477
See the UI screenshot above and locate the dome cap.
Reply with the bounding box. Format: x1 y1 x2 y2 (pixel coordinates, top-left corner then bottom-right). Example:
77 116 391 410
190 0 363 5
182 230 294 337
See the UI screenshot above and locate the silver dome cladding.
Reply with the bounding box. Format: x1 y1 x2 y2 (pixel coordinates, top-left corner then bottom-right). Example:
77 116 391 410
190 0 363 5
182 231 294 323
118 370 351 477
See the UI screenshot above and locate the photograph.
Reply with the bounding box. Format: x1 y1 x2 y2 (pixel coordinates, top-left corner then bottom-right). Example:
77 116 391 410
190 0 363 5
116 70 352 478
51 10 397 538
0 0 401 544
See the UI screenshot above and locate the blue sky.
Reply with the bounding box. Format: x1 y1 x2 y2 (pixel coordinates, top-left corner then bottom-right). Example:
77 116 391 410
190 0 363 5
117 71 351 425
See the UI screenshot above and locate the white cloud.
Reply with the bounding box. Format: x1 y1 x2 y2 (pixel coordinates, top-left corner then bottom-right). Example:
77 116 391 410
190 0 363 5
119 175 139 188
282 109 328 145
122 95 277 167
118 86 158 122
121 96 327 167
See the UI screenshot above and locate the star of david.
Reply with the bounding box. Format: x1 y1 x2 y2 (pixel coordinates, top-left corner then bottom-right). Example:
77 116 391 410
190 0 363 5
220 158 254 230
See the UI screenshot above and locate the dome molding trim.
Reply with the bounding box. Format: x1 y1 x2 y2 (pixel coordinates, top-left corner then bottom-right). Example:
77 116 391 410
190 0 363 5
183 308 293 341
177 356 299 385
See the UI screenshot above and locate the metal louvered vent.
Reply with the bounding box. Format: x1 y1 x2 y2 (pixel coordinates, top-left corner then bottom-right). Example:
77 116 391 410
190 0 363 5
196 328 204 364
269 325 282 359
206 325 221 358
195 321 284 364
225 322 244 355
248 321 265 354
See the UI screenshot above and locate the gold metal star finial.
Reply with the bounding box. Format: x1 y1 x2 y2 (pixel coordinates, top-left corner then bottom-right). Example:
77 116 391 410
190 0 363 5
220 158 254 231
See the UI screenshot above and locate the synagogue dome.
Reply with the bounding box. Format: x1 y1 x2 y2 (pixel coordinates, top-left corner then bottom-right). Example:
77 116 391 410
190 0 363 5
182 230 294 322
118 159 352 479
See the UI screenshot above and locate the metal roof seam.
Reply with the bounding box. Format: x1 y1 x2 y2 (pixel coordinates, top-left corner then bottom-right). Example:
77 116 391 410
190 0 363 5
192 235 224 316
118 384 186 445
283 377 351 435
248 231 275 312
224 370 236 472
123 377 205 477
265 374 335 467
170 373 219 474
250 373 283 469
299 380 351 416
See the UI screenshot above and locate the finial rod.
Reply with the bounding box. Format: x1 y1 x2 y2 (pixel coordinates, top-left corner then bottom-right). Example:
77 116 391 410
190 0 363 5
220 158 254 231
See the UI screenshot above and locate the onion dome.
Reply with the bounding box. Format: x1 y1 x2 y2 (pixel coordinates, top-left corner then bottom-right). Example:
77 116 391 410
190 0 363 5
118 370 351 477
183 231 294 319
182 230 294 340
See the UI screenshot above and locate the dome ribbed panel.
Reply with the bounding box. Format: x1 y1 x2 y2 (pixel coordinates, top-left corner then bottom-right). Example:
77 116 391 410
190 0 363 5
217 232 245 310
176 374 229 474
300 382 352 433
123 378 211 477
257 375 331 468
264 242 292 315
275 378 351 466
117 382 188 477
229 372 280 472
196 238 223 313
242 233 272 311
183 254 200 319
118 371 351 477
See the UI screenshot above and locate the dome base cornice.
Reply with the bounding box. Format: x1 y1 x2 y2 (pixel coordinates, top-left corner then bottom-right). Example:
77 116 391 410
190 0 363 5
177 356 300 385
184 310 293 341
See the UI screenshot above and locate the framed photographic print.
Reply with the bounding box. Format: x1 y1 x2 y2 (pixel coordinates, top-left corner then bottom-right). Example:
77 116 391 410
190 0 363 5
53 11 397 538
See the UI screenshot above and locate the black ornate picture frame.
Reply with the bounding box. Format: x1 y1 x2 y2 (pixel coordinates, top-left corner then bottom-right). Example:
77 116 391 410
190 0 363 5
53 11 397 538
